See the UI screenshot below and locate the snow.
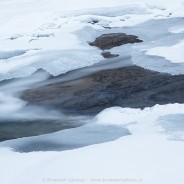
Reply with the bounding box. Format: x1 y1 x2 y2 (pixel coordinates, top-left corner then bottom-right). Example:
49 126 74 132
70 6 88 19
146 41 184 63
0 104 184 184
0 0 184 80
0 0 184 184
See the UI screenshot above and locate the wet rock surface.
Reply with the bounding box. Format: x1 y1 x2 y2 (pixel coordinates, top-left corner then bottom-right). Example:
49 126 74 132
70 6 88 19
89 33 143 50
22 65 184 115
101 51 119 58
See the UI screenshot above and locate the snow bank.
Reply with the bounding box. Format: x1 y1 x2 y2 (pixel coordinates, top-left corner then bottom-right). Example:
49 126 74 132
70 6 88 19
95 104 184 134
146 41 184 63
0 104 184 184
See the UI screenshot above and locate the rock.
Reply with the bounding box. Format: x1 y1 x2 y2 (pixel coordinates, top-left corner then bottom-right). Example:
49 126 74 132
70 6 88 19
101 51 119 58
89 33 143 50
21 66 184 115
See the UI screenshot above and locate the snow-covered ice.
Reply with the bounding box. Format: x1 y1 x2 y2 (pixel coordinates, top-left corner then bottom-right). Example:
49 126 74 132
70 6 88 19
1 104 184 184
0 0 184 184
0 0 184 80
146 41 184 63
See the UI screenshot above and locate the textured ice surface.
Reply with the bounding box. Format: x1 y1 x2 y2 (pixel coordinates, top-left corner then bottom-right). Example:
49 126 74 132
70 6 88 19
158 114 184 141
0 50 26 59
0 0 184 80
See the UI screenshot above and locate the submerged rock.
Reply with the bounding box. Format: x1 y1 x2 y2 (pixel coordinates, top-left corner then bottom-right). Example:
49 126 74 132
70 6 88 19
22 65 184 115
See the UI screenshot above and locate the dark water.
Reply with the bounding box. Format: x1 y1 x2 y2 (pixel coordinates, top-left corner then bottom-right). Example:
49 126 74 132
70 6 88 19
0 118 84 142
